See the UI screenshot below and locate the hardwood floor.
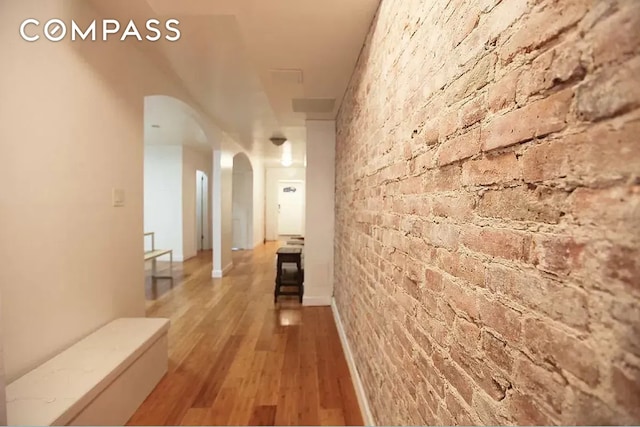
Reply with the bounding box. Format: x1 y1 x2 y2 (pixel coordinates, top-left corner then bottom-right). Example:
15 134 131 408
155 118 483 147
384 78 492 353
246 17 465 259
128 243 364 426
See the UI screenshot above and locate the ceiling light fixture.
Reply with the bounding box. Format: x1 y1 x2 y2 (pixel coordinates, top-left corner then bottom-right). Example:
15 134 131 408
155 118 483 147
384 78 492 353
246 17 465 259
270 136 287 147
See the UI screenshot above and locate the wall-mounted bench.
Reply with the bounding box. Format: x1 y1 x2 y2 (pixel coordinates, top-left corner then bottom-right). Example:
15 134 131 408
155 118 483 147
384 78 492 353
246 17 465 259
6 317 170 426
144 232 173 280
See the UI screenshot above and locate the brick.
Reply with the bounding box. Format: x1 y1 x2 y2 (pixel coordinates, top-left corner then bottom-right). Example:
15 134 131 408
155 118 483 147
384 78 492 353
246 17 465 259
531 234 585 276
431 193 475 220
589 2 640 68
416 395 438 425
517 41 585 103
481 89 573 152
423 166 462 192
520 119 640 183
445 392 475 425
460 97 487 128
576 56 640 122
477 185 568 224
481 330 513 373
334 0 640 424
420 221 460 251
508 391 557 426
407 323 434 357
433 352 475 404
461 227 531 261
478 296 522 342
445 54 496 104
438 108 460 140
437 128 481 166
514 357 567 414
567 186 640 232
486 263 590 329
462 152 520 186
414 352 445 398
409 149 437 175
453 317 481 349
456 253 486 288
499 0 589 63
612 365 640 420
423 268 444 293
473 393 508 425
455 0 528 67
487 69 520 112
524 319 600 387
605 245 640 292
450 343 512 401
443 278 480 321
568 389 622 426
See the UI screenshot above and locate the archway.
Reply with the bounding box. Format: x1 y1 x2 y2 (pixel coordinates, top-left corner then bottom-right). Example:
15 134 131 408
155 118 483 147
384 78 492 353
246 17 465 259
143 95 214 297
231 153 254 250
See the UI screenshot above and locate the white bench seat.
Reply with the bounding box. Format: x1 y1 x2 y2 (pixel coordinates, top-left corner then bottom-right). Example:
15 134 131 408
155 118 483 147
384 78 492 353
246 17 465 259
7 317 170 426
144 249 172 261
144 233 173 280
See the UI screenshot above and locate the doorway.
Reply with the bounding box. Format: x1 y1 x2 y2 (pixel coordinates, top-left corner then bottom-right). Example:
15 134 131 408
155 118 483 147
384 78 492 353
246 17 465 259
196 170 210 251
277 180 305 236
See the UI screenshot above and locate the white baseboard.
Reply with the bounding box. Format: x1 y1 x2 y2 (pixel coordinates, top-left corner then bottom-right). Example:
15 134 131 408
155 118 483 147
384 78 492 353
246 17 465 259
302 295 332 306
211 262 234 278
331 298 375 426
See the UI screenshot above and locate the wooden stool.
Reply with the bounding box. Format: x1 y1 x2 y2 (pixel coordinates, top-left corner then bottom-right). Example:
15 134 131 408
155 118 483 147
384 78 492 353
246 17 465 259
274 246 304 303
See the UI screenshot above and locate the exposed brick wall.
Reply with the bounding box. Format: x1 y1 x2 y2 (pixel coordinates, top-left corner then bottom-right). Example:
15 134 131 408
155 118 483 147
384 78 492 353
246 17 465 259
334 1 640 424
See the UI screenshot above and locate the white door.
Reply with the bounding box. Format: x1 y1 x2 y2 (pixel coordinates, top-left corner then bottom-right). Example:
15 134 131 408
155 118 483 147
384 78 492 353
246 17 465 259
277 180 304 236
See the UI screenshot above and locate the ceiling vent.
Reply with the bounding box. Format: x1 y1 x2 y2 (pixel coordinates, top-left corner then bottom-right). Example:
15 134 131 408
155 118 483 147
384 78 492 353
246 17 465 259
270 69 303 85
292 98 336 113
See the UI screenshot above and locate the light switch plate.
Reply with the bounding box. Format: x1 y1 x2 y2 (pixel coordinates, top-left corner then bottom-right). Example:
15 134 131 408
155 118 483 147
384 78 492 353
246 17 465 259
112 188 125 207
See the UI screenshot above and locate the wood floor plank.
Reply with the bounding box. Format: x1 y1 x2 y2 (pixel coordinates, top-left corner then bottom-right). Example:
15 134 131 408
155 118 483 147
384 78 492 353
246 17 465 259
127 244 364 426
179 408 209 426
248 405 277 426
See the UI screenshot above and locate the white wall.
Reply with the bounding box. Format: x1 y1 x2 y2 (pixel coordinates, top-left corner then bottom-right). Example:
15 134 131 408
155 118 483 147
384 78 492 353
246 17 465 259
144 145 184 260
182 147 213 259
266 168 306 240
0 1 146 382
252 160 266 247
304 120 336 306
232 154 254 250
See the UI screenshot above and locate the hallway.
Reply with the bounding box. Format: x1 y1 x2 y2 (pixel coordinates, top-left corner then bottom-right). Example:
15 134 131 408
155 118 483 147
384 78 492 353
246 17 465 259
129 244 363 426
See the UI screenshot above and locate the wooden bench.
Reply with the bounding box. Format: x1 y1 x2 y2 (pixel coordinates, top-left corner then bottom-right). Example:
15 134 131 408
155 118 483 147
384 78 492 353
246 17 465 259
144 232 173 280
6 317 170 426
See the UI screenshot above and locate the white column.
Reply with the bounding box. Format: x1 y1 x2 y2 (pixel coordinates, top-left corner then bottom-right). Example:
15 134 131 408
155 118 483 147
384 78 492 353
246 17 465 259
212 150 223 277
211 150 234 278
303 120 336 306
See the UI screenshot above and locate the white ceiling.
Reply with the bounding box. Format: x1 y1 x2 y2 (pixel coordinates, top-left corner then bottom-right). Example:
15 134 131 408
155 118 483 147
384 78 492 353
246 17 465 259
92 0 380 167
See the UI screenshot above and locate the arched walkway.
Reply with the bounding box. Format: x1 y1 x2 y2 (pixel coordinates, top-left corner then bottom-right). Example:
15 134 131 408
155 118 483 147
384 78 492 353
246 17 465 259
231 153 254 250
